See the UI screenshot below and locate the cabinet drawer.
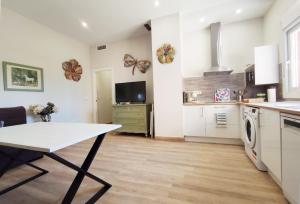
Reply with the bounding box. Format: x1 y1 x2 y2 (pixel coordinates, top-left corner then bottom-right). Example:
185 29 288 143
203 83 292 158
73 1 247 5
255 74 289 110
113 111 145 119
113 106 145 113
117 124 147 133
205 105 239 125
112 104 151 135
113 118 146 126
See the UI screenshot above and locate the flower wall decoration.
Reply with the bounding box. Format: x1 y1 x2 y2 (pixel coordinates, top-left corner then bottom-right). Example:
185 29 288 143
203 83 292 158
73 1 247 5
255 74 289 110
62 59 83 82
156 43 176 64
123 54 151 75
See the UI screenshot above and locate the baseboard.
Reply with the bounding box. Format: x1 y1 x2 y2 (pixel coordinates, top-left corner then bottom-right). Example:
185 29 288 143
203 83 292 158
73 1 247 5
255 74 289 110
268 171 282 188
155 136 185 142
185 136 243 145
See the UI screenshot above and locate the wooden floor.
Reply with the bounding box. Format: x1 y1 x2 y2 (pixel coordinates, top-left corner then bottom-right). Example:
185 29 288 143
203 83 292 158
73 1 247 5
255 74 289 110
0 135 288 204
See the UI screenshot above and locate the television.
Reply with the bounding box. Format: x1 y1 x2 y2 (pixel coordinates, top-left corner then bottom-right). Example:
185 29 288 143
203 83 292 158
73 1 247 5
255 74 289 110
115 81 146 104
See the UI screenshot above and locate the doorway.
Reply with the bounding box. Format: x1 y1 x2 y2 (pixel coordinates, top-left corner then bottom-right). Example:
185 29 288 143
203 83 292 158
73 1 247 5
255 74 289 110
94 69 113 124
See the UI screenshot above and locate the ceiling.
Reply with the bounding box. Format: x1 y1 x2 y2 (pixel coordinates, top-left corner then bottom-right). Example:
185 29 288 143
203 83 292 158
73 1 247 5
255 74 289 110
2 0 275 45
182 0 275 33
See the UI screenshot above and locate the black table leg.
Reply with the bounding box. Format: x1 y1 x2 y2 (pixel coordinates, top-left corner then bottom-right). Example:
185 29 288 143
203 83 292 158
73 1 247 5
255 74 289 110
44 133 111 204
0 150 48 195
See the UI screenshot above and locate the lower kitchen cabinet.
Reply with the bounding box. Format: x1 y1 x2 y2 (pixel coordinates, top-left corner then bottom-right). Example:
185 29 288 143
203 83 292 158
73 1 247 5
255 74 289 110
183 106 205 136
260 108 281 183
205 105 240 139
240 105 245 142
183 105 240 139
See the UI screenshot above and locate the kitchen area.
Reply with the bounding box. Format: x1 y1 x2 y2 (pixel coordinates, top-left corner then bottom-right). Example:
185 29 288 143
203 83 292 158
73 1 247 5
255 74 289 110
181 14 300 204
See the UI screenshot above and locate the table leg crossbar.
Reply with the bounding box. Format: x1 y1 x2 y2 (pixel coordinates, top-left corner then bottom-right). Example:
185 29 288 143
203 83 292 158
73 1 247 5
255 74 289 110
0 133 110 203
44 133 111 204
0 150 48 196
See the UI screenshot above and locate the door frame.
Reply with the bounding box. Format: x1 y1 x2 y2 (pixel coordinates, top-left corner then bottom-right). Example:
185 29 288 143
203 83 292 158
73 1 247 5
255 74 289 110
92 68 114 123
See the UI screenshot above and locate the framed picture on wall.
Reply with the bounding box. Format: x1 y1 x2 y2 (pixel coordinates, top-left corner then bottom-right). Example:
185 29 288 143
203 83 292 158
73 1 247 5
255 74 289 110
2 61 44 92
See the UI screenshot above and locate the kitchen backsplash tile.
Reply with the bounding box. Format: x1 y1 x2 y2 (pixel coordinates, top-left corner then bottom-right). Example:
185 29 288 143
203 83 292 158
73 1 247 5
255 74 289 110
183 64 284 102
183 73 246 102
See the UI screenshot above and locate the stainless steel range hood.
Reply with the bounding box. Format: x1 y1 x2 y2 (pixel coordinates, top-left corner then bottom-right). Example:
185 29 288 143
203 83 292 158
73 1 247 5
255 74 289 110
203 22 233 76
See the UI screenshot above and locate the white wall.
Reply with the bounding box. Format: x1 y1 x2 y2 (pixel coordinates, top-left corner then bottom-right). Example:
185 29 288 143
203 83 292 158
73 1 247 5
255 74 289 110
0 8 93 122
263 0 297 63
263 0 299 99
182 18 264 77
151 13 183 138
90 34 153 103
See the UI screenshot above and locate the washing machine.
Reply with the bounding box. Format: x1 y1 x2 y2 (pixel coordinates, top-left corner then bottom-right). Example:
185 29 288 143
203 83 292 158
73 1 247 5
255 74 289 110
243 106 267 171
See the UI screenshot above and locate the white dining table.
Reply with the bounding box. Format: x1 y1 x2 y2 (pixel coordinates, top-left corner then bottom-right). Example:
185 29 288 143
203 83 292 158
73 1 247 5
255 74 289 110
0 122 121 204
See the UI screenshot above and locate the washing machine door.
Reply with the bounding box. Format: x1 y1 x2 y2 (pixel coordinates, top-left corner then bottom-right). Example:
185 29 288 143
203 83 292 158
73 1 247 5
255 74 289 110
244 115 256 149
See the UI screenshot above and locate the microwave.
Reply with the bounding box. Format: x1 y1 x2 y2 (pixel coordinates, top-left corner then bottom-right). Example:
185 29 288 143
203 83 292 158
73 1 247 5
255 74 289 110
245 65 255 86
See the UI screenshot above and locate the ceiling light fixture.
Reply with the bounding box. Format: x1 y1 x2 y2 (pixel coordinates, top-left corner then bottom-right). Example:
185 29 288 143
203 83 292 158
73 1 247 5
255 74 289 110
235 8 242 15
154 0 160 7
81 21 88 28
200 17 205 23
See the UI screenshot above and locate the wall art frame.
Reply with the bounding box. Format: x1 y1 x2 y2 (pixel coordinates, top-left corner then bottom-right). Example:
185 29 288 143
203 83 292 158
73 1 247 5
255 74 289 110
2 61 44 92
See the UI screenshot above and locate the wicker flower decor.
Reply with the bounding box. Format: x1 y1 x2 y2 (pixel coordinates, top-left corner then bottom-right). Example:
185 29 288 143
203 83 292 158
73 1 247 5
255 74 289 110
123 54 151 75
62 59 83 82
156 43 176 64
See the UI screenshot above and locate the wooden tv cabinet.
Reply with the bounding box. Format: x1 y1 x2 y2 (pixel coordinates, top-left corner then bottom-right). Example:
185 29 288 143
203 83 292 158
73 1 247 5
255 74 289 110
112 104 152 136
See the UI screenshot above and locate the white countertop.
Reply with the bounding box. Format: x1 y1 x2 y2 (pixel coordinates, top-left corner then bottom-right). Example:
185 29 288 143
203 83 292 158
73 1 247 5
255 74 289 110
0 122 121 153
184 100 300 115
183 101 238 106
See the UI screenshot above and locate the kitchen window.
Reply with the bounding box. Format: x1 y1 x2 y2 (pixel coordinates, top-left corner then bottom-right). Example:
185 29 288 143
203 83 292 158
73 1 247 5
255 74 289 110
285 19 300 92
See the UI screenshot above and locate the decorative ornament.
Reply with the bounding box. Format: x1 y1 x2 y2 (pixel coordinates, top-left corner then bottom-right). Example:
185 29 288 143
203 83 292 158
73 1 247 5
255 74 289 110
62 59 83 82
29 102 59 122
123 54 151 75
156 43 176 64
215 88 231 102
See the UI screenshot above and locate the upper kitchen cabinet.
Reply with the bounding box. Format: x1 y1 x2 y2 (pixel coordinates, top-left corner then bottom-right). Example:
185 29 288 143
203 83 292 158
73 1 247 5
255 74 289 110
254 45 279 85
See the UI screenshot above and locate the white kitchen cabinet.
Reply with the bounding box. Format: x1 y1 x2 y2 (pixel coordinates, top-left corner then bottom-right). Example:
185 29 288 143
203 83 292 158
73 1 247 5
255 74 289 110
281 115 300 204
183 106 205 136
260 108 281 183
254 45 279 85
205 105 240 139
184 105 240 139
240 105 245 142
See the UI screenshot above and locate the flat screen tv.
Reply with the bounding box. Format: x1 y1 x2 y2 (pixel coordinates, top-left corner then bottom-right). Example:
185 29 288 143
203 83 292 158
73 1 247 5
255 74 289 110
115 81 146 104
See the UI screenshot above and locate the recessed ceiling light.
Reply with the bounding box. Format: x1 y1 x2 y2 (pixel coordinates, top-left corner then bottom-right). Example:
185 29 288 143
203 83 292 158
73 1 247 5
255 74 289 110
81 21 88 28
235 8 242 15
200 17 205 23
154 0 160 7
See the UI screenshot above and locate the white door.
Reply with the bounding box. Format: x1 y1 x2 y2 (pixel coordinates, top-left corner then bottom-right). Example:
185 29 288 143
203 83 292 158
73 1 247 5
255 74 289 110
260 108 281 182
96 70 112 123
244 115 256 148
183 106 205 136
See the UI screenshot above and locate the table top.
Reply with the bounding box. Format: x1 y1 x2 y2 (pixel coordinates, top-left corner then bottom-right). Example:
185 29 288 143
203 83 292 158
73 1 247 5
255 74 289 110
0 122 121 153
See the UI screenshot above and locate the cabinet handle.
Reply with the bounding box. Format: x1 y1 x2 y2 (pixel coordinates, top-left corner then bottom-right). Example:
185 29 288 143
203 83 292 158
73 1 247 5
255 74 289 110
284 119 300 129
